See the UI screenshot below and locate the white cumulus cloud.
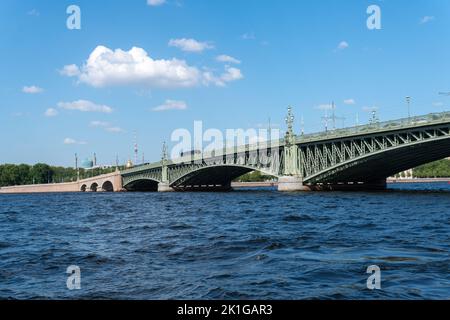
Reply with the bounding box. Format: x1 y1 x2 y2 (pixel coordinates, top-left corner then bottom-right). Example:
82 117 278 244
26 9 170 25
90 120 124 133
22 85 43 94
61 45 243 88
64 138 86 145
61 46 202 88
153 99 187 111
90 120 109 127
216 55 241 64
105 126 125 133
147 0 166 6
344 99 356 105
241 32 256 40
203 66 243 87
44 108 58 117
58 100 113 113
168 38 214 53
362 106 378 112
420 16 435 24
59 64 80 77
315 104 334 110
336 41 349 51
27 9 40 16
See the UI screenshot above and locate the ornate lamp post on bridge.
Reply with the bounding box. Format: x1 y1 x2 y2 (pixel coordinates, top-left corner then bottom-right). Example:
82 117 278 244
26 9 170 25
158 141 174 192
278 106 307 191
406 96 411 122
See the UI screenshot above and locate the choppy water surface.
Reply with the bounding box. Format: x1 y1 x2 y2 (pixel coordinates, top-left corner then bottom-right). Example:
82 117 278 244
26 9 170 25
0 183 449 299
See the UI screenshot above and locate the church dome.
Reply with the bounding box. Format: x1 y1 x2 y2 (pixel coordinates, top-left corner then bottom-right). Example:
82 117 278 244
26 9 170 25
126 159 133 168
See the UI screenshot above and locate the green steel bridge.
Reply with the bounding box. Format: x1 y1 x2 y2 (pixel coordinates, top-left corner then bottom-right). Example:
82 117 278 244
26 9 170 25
121 109 450 192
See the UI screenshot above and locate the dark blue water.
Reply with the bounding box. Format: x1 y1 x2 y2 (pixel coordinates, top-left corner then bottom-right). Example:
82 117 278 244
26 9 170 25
0 183 449 300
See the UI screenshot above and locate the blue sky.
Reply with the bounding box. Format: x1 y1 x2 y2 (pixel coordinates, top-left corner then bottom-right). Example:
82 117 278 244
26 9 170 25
1 0 449 166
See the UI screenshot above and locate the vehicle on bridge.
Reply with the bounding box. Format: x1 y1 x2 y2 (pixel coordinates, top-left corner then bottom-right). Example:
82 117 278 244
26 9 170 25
180 150 202 157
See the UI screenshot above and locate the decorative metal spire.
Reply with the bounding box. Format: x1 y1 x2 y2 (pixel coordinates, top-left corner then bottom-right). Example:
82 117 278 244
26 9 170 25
369 109 379 124
285 106 294 134
161 141 168 164
285 106 295 146
161 141 169 183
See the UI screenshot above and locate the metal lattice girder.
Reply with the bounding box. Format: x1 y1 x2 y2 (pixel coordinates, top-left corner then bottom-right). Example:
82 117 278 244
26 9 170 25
121 164 163 187
119 112 450 188
301 124 450 184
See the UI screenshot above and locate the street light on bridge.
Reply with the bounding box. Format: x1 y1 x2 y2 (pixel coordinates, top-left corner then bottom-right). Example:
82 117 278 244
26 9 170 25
406 96 411 121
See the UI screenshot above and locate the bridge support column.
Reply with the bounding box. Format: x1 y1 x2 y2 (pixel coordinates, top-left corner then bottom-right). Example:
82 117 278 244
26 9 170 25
278 176 309 192
278 106 306 192
158 182 174 192
158 142 174 192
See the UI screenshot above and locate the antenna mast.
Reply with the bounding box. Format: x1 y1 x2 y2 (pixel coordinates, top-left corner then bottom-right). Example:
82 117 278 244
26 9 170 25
75 153 79 181
300 115 304 135
133 131 138 165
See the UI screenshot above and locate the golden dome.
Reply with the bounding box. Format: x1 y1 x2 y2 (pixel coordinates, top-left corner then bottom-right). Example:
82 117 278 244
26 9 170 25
126 159 133 168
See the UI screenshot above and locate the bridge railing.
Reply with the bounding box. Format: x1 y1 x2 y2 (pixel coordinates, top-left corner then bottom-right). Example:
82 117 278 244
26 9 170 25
169 139 284 165
296 111 450 144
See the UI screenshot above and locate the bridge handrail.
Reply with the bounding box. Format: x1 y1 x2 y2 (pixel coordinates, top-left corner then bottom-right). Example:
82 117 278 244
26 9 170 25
296 111 450 143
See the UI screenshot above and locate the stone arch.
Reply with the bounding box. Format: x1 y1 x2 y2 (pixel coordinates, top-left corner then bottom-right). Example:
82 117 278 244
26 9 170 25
101 180 114 192
80 184 87 192
90 182 98 192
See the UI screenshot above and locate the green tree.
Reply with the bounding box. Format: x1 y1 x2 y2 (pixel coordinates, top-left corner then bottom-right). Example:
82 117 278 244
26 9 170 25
413 159 450 178
31 163 54 184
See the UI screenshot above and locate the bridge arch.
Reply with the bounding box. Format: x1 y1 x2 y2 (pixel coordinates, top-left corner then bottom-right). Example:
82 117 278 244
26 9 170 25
80 184 87 192
123 178 160 192
101 181 114 192
90 182 98 192
304 135 450 185
170 164 276 191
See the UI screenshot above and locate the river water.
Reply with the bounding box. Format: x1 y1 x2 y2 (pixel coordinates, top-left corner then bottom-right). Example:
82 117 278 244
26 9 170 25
0 183 449 299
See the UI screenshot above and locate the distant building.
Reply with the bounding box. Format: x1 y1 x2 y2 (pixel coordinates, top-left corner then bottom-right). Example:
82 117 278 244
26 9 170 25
80 157 114 171
81 158 94 169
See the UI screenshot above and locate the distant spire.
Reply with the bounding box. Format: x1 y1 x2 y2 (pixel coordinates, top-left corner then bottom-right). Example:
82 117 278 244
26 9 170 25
75 153 79 181
331 101 336 130
133 131 138 166
161 141 168 163
300 115 304 135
